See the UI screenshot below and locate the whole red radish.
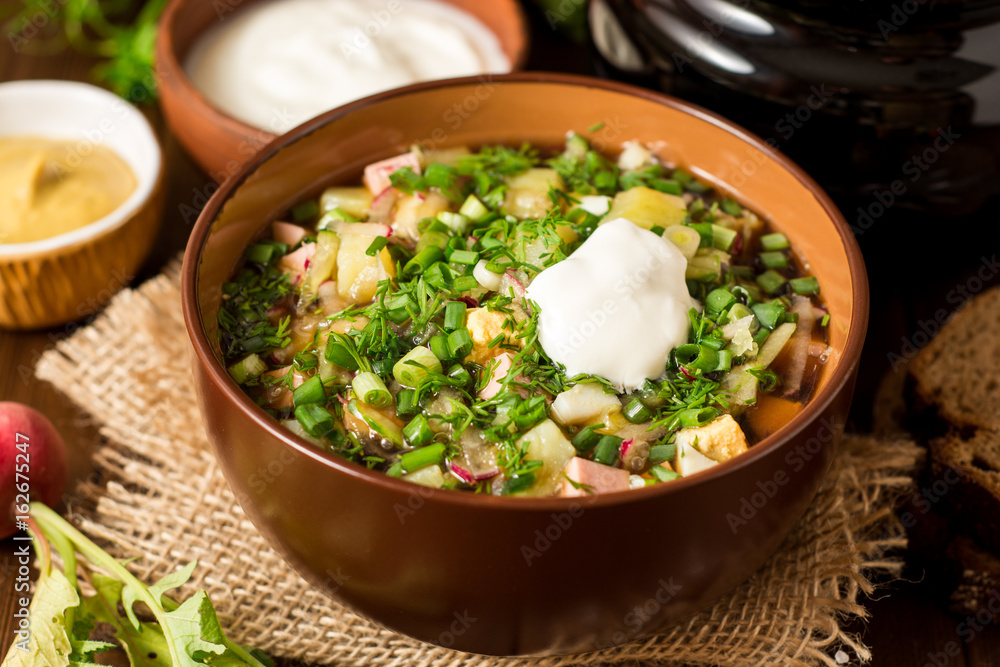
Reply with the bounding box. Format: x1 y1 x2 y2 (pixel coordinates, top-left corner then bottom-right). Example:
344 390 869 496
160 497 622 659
0 402 68 539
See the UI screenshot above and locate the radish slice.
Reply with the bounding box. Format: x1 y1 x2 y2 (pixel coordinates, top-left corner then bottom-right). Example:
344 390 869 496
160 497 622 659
782 296 815 398
368 187 399 224
272 221 307 247
364 152 421 195
478 352 515 400
278 243 316 285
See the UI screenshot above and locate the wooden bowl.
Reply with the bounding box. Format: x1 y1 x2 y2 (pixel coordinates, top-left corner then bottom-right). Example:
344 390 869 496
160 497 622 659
155 0 529 181
0 81 163 330
182 73 868 656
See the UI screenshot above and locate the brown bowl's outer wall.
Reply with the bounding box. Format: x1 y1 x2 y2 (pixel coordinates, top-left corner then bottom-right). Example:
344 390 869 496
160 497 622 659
0 173 164 330
183 76 868 655
155 0 529 181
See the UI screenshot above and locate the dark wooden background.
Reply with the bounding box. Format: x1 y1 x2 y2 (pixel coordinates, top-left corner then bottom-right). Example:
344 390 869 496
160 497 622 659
1 3 999 664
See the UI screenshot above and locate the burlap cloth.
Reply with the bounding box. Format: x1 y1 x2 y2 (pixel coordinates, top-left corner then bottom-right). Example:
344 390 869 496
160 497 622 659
35 260 923 667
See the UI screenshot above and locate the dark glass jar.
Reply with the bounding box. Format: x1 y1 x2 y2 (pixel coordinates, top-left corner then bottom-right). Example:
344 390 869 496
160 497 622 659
589 0 1000 221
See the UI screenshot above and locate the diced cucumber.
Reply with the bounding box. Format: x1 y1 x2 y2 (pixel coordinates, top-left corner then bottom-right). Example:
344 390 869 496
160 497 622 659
320 187 373 219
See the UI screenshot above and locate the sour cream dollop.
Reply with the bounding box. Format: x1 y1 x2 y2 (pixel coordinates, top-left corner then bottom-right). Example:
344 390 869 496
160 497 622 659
525 218 697 391
185 0 510 133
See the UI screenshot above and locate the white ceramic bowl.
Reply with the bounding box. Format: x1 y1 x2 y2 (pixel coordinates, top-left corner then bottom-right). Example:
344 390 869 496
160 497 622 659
0 80 164 329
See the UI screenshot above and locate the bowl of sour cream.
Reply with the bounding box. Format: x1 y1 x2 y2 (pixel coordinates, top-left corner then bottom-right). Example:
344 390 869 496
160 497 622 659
155 0 528 181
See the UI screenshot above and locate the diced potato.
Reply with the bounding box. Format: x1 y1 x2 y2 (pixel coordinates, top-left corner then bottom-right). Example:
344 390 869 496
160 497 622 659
336 234 396 305
404 465 445 488
516 419 576 497
465 305 527 365
550 383 621 426
600 186 687 230
674 438 719 477
320 187 373 219
421 146 471 166
505 168 564 219
392 192 451 243
674 414 748 464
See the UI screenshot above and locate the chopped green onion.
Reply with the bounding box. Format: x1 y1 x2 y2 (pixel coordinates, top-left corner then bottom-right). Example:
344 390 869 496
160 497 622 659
790 276 820 295
447 363 472 386
710 224 738 252
650 466 681 482
295 404 335 437
652 179 683 196
699 335 727 351
687 222 713 247
245 243 280 265
291 199 319 221
593 435 622 466
459 194 490 221
731 285 755 305
648 443 676 463
758 251 788 269
752 302 786 330
820 312 831 327
725 302 755 325
721 198 743 216
755 269 788 295
400 441 446 472
416 230 451 252
676 407 718 428
714 349 733 372
572 425 600 454
623 398 653 423
423 262 452 290
784 312 799 324
396 388 418 416
424 163 456 190
403 247 444 276
674 344 718 372
649 225 666 236
402 415 435 448
448 249 479 265
452 275 479 293
393 346 442 387
505 473 536 494
293 375 326 406
447 328 473 359
325 336 360 371
437 211 470 235
227 353 267 384
353 371 391 408
752 327 771 347
317 207 357 229
443 301 467 331
418 217 450 235
706 287 736 314
366 236 389 256
429 334 452 361
760 233 789 251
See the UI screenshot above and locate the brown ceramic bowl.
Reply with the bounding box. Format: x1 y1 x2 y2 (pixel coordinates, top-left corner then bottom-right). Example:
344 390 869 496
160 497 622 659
155 0 529 181
182 73 868 656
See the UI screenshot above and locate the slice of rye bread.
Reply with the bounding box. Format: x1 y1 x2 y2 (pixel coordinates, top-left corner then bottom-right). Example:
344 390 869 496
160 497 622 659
908 284 1000 433
928 430 1000 555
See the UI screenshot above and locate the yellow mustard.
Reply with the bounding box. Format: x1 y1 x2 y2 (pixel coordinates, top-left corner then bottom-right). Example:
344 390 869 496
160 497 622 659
0 137 136 244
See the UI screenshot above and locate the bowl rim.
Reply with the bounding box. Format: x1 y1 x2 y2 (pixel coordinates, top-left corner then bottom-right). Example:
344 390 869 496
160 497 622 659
155 0 531 144
0 79 162 259
182 72 869 511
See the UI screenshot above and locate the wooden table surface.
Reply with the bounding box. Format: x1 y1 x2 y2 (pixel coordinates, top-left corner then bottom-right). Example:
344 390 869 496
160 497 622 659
2 4 1000 665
